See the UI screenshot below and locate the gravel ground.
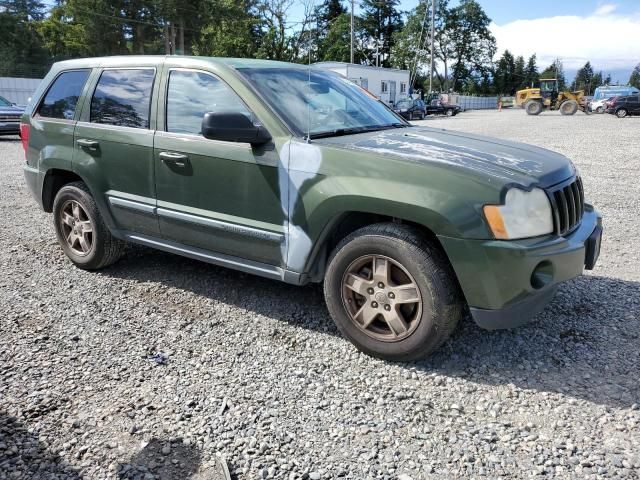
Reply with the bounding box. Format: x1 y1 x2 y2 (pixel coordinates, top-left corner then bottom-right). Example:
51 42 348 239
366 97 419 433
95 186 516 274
1 109 639 480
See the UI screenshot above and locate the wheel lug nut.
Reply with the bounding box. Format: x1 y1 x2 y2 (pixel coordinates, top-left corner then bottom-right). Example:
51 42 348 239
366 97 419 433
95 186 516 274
367 288 374 294
384 304 391 311
378 282 384 288
388 292 395 299
371 302 378 308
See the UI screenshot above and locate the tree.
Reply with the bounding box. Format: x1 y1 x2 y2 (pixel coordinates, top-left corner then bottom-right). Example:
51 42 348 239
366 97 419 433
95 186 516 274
514 55 525 89
540 59 566 90
438 0 496 92
390 0 448 90
572 61 595 94
522 54 539 88
360 0 403 68
0 0 50 76
629 63 640 89
493 49 516 95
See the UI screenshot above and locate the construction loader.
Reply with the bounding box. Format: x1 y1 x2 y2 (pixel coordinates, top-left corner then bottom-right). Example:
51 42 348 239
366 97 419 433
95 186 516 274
515 79 588 115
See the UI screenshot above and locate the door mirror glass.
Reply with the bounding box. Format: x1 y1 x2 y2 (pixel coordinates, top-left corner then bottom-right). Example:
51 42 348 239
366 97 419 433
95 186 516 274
201 112 272 145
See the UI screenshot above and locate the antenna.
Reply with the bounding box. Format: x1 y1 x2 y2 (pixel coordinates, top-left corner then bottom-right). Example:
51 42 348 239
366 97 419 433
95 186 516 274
307 26 312 143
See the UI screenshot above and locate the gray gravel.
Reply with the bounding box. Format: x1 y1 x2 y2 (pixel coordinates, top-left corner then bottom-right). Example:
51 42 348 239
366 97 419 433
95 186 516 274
1 109 639 480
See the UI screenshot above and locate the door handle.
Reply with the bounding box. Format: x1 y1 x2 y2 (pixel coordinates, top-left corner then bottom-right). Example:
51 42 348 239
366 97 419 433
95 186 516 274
77 138 99 149
159 151 190 168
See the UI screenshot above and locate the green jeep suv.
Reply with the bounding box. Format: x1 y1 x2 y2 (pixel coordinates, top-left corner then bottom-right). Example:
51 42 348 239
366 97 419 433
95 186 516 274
21 56 602 361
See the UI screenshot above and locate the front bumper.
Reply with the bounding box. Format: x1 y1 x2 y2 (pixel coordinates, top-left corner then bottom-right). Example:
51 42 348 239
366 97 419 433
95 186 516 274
0 122 20 135
438 205 602 330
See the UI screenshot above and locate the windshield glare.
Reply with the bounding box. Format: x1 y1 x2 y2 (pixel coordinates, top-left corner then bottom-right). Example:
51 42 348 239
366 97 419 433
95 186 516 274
239 67 407 137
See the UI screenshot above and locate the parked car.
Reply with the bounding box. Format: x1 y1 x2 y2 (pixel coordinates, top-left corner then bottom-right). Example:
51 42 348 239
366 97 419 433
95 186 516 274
0 95 24 136
606 94 640 118
591 85 639 113
426 99 461 116
392 98 426 120
21 56 602 361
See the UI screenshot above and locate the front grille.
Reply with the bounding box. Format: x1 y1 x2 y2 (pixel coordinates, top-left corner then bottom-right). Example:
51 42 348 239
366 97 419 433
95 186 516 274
548 177 585 235
0 115 20 122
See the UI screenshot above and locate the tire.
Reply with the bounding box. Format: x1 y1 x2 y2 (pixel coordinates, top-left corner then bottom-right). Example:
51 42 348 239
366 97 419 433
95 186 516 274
52 181 126 270
525 100 543 115
596 106 604 114
324 223 464 362
616 108 628 118
445 108 454 117
560 100 578 116
420 112 425 120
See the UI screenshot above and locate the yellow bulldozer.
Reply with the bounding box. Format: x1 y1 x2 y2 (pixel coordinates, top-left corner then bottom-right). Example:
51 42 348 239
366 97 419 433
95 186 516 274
515 79 587 115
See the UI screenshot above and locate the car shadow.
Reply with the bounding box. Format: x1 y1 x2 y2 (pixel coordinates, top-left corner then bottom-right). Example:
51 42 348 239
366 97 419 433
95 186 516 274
100 246 639 409
0 411 82 479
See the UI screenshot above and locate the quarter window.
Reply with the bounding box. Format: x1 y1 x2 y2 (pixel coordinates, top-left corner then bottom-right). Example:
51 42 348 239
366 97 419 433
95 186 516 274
38 70 90 120
166 70 251 136
90 69 155 129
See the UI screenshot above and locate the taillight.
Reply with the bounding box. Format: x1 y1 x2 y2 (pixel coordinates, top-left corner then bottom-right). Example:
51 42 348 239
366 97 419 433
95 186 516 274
20 123 29 158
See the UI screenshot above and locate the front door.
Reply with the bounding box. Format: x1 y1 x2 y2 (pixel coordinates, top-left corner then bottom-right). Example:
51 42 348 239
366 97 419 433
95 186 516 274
153 67 286 266
73 66 160 236
389 81 397 105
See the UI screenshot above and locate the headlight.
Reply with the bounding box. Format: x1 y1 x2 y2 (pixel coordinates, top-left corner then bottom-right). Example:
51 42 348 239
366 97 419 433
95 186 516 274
483 188 554 239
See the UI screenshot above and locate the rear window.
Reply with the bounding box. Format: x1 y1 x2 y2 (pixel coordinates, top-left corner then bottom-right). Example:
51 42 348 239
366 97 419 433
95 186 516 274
90 69 155 129
38 70 90 120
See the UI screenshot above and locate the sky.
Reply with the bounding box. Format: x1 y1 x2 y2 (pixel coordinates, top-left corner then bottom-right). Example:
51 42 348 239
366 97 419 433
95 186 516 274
291 0 640 82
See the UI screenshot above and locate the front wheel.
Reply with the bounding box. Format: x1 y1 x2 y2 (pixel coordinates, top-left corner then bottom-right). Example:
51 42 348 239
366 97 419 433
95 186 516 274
616 108 628 118
525 100 543 115
560 100 578 115
53 182 126 270
324 224 464 362
596 106 604 114
445 108 454 117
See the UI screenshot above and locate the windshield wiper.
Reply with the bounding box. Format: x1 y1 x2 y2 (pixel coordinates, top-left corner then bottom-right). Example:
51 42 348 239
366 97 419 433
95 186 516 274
309 123 408 139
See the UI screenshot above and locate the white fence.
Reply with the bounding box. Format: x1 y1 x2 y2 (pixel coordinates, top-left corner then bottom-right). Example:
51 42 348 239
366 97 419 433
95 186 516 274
0 77 43 105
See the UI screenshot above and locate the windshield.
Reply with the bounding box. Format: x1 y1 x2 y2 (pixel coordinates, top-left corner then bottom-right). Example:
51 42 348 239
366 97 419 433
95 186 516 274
238 67 408 138
0 96 12 106
395 99 412 108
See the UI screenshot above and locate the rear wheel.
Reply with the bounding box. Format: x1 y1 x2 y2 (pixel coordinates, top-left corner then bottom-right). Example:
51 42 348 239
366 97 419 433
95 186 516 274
560 100 578 115
53 182 126 270
324 223 463 362
616 108 628 118
525 100 543 115
445 108 454 117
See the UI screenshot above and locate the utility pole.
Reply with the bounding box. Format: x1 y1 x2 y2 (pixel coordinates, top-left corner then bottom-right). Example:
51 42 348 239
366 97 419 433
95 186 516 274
350 0 355 64
429 0 436 93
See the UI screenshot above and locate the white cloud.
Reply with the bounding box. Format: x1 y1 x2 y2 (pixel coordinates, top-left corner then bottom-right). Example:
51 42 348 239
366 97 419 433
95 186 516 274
490 4 640 71
594 3 617 15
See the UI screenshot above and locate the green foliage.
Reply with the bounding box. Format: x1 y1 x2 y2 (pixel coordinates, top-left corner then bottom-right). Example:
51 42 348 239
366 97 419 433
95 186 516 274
523 54 539 89
629 63 640 89
540 59 566 90
360 0 403 68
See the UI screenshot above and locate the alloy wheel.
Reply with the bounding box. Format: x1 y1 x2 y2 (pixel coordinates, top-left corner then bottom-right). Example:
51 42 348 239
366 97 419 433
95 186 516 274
341 255 423 342
59 200 94 256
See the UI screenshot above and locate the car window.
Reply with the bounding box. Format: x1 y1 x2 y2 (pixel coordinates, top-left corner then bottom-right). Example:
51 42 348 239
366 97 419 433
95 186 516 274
38 70 90 120
166 70 251 136
0 96 12 106
90 69 155 129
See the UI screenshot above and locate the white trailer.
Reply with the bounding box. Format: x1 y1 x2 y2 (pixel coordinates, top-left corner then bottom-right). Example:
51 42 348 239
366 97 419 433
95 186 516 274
314 62 410 106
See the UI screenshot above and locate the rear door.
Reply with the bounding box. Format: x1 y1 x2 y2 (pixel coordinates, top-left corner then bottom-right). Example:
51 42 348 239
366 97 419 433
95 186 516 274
153 65 285 265
74 63 161 236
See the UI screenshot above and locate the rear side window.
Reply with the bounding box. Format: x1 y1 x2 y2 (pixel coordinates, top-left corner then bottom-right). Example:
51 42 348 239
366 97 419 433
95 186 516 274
90 69 155 129
166 70 251 136
38 70 90 120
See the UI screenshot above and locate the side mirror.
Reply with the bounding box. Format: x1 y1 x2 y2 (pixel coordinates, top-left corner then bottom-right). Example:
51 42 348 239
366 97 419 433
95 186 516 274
201 112 272 145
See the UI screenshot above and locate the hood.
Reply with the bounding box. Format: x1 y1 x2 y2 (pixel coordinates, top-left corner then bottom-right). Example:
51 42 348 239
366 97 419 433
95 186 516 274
0 105 24 115
317 126 574 188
